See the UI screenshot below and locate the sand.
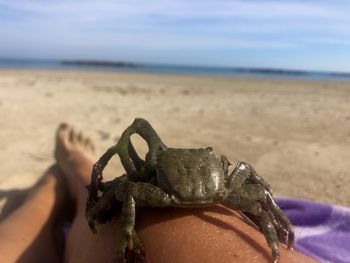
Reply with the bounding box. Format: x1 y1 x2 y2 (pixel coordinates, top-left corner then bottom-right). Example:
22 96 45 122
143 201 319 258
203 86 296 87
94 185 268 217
0 69 349 211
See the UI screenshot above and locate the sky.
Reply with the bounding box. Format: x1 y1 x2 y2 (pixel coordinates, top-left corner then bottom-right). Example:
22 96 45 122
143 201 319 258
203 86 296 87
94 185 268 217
1 0 350 72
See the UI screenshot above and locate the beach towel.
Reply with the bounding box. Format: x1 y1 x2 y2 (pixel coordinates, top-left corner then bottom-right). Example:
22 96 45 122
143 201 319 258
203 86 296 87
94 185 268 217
277 198 350 263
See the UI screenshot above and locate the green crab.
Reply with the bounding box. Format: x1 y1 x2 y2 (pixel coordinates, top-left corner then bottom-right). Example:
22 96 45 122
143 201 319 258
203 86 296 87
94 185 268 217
85 118 294 262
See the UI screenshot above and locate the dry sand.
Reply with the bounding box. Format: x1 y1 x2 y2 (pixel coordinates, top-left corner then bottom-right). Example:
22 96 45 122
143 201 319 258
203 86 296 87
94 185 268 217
0 70 349 212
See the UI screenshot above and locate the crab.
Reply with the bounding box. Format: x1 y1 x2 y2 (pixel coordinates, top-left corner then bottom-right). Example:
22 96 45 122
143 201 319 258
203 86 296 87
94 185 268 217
85 118 294 262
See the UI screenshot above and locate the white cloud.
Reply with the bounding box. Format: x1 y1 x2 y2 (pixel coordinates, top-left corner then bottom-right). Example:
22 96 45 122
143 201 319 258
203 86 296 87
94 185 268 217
0 0 347 21
2 1 349 37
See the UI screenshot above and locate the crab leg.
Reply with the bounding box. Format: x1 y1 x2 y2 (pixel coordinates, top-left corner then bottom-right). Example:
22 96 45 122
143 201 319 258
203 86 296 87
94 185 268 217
226 162 251 190
93 118 166 180
225 161 293 250
87 118 167 216
265 192 295 248
227 162 272 193
260 210 280 263
117 118 167 179
241 183 294 247
115 181 173 259
222 195 280 263
128 139 145 176
120 192 136 252
115 181 173 207
86 181 121 232
238 186 294 248
248 165 272 193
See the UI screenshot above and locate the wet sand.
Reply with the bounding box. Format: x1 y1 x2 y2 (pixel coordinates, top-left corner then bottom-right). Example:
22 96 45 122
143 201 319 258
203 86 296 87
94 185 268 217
0 70 349 210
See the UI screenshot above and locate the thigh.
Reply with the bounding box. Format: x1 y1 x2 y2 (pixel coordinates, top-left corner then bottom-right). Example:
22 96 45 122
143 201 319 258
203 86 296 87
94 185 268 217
65 204 314 263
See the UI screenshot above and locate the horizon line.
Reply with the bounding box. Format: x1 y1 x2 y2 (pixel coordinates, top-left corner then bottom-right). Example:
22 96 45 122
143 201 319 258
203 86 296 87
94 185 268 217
1 56 350 75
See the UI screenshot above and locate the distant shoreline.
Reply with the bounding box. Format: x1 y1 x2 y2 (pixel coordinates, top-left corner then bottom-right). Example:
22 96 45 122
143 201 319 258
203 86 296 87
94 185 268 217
61 60 141 68
1 58 350 82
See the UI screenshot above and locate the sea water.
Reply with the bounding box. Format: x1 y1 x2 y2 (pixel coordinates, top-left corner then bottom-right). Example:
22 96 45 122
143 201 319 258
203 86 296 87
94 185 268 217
1 57 350 82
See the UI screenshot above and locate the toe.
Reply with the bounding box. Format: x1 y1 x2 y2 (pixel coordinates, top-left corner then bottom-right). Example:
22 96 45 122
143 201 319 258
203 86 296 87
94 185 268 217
84 137 96 152
55 123 97 163
69 128 79 145
77 131 82 142
56 122 71 146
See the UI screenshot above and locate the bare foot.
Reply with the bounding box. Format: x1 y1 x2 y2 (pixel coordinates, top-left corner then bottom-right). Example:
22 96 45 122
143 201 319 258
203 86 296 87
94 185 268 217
55 123 97 204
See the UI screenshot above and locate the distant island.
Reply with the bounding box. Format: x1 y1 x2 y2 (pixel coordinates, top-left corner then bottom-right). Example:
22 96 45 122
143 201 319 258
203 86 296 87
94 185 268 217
329 72 350 78
1 57 350 81
235 67 309 76
61 60 142 68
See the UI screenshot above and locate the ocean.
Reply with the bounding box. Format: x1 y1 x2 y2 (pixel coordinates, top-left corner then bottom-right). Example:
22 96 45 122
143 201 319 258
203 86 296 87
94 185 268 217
1 58 350 82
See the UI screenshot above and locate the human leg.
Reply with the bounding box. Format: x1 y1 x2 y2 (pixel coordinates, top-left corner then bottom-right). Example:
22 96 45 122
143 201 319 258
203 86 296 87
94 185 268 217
56 124 315 263
0 166 67 263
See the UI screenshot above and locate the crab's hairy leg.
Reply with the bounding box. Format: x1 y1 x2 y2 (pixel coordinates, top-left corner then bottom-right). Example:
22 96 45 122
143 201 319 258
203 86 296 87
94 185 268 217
87 119 167 217
225 162 267 231
115 181 173 207
229 162 272 193
238 184 279 233
119 118 167 172
226 161 289 243
221 195 280 263
85 145 130 228
264 205 289 246
247 163 272 193
116 182 175 255
260 210 280 263
226 162 251 191
125 118 167 179
114 181 172 259
120 192 136 251
103 175 127 192
128 139 145 175
86 184 117 232
240 184 266 200
93 118 164 176
86 176 127 232
87 145 124 212
239 179 294 247
231 183 294 249
265 192 295 248
93 118 167 182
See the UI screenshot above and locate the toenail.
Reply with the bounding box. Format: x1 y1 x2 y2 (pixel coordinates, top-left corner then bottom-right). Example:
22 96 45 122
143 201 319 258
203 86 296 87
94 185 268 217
60 123 69 129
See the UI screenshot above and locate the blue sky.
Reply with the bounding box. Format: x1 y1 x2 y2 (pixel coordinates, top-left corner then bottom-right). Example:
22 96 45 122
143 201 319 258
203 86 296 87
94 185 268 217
1 0 350 72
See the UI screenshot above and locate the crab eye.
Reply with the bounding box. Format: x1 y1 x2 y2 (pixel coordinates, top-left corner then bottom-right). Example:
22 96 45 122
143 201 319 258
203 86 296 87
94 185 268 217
205 147 213 152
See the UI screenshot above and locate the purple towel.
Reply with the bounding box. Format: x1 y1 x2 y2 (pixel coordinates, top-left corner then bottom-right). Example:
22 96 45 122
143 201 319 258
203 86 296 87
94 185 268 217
277 198 350 263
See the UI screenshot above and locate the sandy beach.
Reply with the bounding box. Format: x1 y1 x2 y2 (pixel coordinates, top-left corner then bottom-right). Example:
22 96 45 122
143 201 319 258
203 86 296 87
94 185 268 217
0 69 349 211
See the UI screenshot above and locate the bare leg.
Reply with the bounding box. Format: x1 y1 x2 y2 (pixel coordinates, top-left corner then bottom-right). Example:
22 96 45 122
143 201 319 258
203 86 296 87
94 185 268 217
0 166 67 263
55 124 315 263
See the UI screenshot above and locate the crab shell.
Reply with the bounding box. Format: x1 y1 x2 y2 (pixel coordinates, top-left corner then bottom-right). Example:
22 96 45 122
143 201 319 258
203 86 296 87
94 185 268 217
156 147 226 202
